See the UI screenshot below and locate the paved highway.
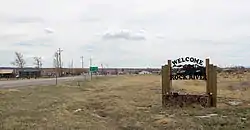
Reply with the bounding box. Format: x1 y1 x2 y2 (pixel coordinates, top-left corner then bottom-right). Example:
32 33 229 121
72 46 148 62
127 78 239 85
0 75 89 88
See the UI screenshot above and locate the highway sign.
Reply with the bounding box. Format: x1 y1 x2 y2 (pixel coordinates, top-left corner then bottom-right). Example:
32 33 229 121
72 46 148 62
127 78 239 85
90 66 98 72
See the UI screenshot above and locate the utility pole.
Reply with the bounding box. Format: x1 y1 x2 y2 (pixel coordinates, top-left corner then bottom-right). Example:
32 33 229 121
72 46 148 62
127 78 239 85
90 57 92 80
55 52 59 85
80 56 85 78
57 48 63 77
101 63 104 75
80 56 84 68
90 58 92 67
67 61 71 74
71 59 74 76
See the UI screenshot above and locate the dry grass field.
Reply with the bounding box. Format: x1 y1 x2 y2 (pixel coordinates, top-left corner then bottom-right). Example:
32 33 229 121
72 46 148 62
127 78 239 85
1 73 250 130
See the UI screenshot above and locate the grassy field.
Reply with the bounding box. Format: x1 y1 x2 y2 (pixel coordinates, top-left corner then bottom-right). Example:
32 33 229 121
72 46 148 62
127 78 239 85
0 74 250 130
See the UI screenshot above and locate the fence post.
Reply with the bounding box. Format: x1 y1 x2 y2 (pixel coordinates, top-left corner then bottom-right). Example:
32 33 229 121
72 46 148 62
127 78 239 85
162 65 167 107
211 65 217 107
167 60 171 93
208 64 214 107
206 59 210 94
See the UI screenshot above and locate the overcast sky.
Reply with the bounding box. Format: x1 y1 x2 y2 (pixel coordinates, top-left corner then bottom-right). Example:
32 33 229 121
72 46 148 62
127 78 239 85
0 0 250 68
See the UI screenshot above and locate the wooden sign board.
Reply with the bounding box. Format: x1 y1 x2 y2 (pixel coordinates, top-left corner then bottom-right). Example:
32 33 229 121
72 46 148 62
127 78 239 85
171 57 206 80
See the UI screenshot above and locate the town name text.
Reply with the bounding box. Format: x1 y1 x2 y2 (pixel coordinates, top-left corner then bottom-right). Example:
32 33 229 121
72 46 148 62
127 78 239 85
171 75 207 80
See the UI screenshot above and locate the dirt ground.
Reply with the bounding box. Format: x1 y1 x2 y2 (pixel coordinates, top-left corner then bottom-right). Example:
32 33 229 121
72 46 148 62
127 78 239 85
0 74 250 130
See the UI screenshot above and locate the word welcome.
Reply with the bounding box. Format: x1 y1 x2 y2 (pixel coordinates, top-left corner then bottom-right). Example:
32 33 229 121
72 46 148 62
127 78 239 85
171 75 207 80
172 57 204 66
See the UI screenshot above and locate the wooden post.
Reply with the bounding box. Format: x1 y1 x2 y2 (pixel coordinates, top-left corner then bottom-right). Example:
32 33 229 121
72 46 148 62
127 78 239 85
162 65 167 107
205 59 210 94
211 65 217 107
208 64 214 107
167 60 171 93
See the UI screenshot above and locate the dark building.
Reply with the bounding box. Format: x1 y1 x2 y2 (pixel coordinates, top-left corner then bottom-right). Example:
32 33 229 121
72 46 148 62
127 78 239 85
17 68 41 78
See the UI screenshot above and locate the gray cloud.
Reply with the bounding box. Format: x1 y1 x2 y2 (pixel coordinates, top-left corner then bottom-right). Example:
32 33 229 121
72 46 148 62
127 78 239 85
155 34 165 39
0 50 15 67
80 41 131 56
13 37 53 47
44 28 54 34
0 33 27 40
0 15 44 24
102 29 146 41
80 16 101 22
9 17 44 23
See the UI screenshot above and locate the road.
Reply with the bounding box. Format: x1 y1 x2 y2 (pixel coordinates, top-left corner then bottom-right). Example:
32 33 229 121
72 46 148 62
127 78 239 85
0 75 89 88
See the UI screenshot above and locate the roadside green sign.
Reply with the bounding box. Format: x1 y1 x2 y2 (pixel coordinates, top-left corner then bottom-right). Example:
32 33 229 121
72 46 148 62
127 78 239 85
90 66 98 72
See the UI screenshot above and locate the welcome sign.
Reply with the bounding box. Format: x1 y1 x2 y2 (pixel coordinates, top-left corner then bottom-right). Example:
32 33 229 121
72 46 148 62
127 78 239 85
172 57 204 67
170 57 206 80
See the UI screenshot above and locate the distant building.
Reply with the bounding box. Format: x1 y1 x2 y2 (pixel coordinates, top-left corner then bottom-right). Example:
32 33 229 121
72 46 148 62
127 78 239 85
0 66 161 77
0 67 41 78
16 68 41 78
0 69 15 78
138 71 152 75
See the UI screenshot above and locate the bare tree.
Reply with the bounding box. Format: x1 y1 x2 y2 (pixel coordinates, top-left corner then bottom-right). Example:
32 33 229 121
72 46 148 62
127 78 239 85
11 52 26 68
34 57 42 68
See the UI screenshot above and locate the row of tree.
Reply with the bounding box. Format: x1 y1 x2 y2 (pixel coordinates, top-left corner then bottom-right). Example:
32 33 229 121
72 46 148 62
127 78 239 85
11 51 60 69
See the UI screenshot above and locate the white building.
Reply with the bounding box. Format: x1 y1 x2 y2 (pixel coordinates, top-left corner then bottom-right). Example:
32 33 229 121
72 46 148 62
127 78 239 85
138 71 152 75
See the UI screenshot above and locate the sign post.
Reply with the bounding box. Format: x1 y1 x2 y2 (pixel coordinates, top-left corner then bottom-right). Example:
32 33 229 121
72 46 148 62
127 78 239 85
90 66 98 80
